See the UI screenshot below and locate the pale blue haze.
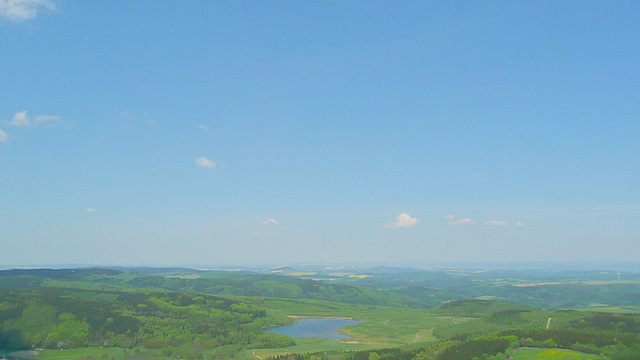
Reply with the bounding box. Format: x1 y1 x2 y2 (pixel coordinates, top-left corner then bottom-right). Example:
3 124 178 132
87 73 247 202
0 1 638 266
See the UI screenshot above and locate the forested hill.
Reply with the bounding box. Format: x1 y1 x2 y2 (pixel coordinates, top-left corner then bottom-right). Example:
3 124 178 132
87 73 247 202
0 268 406 307
0 287 294 356
4 267 640 311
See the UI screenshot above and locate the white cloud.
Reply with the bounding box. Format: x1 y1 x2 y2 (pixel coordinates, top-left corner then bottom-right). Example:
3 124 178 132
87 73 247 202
8 111 63 127
9 111 29 126
0 128 7 142
446 214 476 226
199 124 208 131
84 208 97 213
384 213 419 229
514 222 525 226
195 157 216 169
144 119 156 125
262 218 279 225
448 218 475 226
484 220 509 226
0 0 56 22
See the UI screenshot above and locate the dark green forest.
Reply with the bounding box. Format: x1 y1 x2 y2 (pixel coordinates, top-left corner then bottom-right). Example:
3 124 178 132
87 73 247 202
0 287 292 358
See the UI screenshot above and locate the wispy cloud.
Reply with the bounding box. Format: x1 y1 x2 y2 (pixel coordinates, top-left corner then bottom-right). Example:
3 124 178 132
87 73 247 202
34 114 61 124
0 0 56 22
195 157 216 169
384 213 419 229
484 220 509 226
0 128 7 142
262 218 279 225
447 215 475 226
84 208 97 213
449 218 475 225
199 124 208 131
8 111 64 127
144 119 156 125
448 214 523 226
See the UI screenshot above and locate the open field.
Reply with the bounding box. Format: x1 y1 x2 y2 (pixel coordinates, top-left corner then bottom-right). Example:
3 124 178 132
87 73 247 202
239 297 472 358
37 347 133 360
512 348 601 360
244 337 381 359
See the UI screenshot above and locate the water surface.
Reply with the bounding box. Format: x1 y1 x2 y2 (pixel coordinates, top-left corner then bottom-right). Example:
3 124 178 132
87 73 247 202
266 317 362 340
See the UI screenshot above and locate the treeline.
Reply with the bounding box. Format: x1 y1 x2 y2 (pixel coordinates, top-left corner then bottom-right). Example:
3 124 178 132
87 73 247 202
571 312 640 333
431 300 536 318
0 287 293 358
501 329 638 348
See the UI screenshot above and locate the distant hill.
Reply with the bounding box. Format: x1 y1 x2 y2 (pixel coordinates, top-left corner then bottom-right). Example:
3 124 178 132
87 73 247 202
0 268 406 308
3 267 640 311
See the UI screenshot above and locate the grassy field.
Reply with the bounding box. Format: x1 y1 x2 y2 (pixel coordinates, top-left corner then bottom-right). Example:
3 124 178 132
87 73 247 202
512 348 602 360
37 347 133 360
243 337 382 359
239 297 473 359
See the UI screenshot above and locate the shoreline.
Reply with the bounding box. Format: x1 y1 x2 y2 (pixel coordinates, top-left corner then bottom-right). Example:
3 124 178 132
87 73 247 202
286 315 355 320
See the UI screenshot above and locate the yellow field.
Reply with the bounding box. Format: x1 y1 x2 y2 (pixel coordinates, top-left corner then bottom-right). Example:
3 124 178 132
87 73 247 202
512 348 602 360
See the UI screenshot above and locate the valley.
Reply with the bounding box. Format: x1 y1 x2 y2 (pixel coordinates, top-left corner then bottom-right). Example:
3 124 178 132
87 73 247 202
1 266 639 360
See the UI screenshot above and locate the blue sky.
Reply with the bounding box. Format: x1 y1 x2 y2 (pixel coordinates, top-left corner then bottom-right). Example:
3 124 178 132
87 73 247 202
1 1 639 267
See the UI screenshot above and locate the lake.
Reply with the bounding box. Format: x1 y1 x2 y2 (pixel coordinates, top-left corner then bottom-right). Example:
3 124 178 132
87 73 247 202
266 317 363 340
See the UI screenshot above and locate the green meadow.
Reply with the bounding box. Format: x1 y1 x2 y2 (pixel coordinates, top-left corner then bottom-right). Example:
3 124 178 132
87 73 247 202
239 297 468 358
512 348 602 360
37 348 133 360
